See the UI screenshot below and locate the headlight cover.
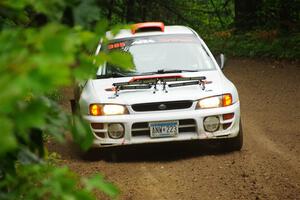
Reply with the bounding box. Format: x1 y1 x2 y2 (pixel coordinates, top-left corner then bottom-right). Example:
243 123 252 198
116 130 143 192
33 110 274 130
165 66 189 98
89 104 128 116
108 123 125 139
197 94 232 109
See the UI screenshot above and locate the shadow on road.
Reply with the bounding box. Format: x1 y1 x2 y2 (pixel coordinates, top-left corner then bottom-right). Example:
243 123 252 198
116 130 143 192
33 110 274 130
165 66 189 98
78 140 235 162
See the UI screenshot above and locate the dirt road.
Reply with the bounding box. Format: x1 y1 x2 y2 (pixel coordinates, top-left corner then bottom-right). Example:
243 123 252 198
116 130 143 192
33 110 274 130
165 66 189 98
48 58 300 200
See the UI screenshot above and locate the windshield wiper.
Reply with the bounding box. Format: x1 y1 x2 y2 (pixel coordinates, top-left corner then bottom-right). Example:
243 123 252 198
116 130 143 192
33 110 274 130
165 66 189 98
140 69 199 75
98 71 136 78
98 69 199 79
111 71 128 77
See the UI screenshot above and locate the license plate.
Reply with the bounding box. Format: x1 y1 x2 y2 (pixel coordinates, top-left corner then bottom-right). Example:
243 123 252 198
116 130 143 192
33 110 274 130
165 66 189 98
149 121 179 138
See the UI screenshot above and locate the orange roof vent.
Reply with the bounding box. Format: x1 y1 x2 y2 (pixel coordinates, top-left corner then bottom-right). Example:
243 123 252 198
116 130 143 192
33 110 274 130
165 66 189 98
131 22 165 34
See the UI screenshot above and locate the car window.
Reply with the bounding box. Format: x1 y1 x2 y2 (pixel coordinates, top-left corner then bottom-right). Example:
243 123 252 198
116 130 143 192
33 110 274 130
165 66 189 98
100 34 215 77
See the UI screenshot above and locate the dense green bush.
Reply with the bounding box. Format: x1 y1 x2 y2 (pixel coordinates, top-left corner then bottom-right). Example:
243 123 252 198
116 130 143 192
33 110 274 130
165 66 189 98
203 30 300 59
0 0 132 199
1 164 118 200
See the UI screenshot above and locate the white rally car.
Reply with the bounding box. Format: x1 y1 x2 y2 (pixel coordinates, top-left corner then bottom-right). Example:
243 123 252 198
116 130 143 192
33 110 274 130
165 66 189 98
79 22 243 151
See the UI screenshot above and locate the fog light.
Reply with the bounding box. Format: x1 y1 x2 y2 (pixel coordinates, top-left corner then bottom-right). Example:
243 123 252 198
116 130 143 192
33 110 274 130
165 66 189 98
203 116 220 132
108 123 125 139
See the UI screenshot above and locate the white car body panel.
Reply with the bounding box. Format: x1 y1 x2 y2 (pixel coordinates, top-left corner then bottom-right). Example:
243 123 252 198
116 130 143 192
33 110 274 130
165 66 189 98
79 24 241 148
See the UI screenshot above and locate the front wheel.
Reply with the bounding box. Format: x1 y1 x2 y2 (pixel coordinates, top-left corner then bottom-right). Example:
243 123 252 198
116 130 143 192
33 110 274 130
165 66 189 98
220 122 243 152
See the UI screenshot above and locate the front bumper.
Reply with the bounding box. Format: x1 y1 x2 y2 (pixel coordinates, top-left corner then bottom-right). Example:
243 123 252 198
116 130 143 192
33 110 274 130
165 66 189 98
83 101 240 147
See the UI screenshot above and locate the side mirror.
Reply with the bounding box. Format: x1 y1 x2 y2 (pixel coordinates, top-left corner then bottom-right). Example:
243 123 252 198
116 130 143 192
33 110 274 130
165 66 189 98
216 53 226 69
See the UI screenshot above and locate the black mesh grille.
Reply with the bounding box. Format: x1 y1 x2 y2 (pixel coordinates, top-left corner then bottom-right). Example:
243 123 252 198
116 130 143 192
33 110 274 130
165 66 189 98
131 101 193 112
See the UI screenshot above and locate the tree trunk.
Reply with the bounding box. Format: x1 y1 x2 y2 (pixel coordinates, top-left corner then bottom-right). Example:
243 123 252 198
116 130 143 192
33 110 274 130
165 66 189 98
279 0 296 33
107 0 114 21
234 0 262 30
139 0 147 21
126 0 135 23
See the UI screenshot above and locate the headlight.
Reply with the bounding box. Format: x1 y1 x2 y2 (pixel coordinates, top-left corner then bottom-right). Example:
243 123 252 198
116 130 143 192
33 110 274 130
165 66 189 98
198 96 221 108
103 104 127 115
89 104 128 116
197 94 232 109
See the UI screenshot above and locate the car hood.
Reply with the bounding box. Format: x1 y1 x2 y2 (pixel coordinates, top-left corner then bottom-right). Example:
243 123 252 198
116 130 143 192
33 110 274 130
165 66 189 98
86 71 224 105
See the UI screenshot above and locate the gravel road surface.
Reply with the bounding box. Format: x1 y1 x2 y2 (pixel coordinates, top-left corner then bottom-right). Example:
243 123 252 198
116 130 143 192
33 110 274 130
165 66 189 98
48 58 300 200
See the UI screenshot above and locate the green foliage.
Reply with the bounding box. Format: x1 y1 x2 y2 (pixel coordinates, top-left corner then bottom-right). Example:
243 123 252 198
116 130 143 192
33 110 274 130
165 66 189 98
71 115 94 151
0 0 133 199
0 164 119 200
0 20 97 156
73 0 102 28
204 30 300 59
94 0 299 59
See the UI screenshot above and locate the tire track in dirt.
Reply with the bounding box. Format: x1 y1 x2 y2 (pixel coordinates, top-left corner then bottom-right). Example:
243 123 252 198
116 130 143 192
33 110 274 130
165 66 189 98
136 165 175 200
224 58 300 200
246 117 300 172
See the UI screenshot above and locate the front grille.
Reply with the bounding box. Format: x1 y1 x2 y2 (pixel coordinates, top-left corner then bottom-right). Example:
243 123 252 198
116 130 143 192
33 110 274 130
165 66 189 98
131 101 193 112
131 119 196 137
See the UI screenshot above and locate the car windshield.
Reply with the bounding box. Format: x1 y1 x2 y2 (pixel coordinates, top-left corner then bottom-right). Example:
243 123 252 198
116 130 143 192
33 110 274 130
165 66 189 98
101 34 216 77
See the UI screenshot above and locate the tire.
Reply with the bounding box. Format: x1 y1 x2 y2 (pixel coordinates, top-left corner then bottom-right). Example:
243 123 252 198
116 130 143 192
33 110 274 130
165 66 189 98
220 121 243 152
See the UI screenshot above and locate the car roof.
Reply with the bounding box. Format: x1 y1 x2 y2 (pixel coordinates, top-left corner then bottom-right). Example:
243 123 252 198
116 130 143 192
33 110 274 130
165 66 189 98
107 25 196 40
